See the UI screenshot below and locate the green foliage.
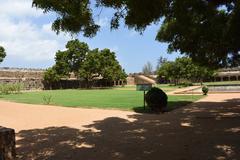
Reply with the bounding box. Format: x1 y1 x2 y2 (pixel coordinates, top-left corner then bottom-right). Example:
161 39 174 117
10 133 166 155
157 57 215 85
79 48 127 86
98 49 127 81
0 46 6 63
0 84 10 94
202 86 209 95
55 39 89 77
48 40 126 88
44 67 61 83
16 83 23 93
156 1 240 68
0 83 23 95
32 0 99 37
33 0 240 67
145 87 168 112
78 49 101 87
42 95 52 105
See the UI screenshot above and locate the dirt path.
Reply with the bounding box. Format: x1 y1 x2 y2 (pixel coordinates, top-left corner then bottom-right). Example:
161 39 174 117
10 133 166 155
0 101 137 132
167 85 202 95
0 94 240 160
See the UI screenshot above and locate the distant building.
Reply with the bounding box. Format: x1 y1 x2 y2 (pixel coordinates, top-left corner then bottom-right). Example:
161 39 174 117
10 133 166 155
214 67 240 81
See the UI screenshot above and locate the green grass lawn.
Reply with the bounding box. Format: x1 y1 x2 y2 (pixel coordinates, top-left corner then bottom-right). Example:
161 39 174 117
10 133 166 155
0 89 203 112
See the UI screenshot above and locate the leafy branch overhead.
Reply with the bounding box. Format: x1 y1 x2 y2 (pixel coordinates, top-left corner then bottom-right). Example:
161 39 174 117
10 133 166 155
33 0 240 68
32 0 100 37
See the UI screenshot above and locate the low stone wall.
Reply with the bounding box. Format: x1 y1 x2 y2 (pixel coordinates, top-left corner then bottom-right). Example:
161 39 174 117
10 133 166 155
0 68 44 90
0 68 126 90
0 78 44 90
0 68 44 79
0 127 15 160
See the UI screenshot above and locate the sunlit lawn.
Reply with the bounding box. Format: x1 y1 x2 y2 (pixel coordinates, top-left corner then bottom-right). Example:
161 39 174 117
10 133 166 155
0 89 203 112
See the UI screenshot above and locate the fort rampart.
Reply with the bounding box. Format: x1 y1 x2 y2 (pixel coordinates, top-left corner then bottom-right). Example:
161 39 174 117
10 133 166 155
0 67 44 90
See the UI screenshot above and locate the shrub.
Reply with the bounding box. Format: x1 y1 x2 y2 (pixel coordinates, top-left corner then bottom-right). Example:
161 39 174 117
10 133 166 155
0 84 10 94
202 86 209 95
14 83 23 93
42 95 52 105
145 87 168 112
0 83 24 94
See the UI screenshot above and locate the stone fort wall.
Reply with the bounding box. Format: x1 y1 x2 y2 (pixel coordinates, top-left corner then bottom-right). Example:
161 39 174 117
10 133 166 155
0 67 129 90
0 67 45 90
1 68 160 89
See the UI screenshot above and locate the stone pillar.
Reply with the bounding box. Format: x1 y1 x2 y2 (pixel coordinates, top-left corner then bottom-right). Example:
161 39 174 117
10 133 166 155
0 127 16 160
228 76 231 81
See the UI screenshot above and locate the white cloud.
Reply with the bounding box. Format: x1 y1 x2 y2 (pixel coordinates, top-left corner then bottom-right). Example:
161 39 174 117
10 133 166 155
96 17 109 28
0 0 70 62
0 0 43 18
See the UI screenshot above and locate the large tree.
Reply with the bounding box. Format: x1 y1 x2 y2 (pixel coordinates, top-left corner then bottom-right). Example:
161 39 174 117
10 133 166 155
33 0 240 68
157 57 215 85
54 39 89 78
98 49 127 81
44 40 126 88
0 46 6 63
78 49 101 85
79 48 127 87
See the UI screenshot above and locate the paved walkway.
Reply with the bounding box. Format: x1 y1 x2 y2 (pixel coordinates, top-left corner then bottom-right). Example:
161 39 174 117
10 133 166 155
0 93 240 160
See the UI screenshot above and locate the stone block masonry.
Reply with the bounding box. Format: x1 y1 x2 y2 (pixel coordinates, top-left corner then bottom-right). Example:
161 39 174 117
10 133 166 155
0 67 128 90
0 127 16 160
0 68 45 90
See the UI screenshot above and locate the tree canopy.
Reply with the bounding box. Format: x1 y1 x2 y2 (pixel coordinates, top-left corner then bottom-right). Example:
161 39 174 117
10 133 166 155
79 48 127 83
45 39 127 87
157 57 215 85
54 40 89 78
32 0 240 68
0 46 6 63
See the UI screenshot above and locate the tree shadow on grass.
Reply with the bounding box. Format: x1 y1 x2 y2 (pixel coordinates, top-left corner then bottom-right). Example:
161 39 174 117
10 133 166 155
16 98 240 160
133 101 194 114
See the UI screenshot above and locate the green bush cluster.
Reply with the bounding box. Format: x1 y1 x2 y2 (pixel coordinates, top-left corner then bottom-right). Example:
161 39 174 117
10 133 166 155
0 83 24 94
145 87 168 112
202 86 209 95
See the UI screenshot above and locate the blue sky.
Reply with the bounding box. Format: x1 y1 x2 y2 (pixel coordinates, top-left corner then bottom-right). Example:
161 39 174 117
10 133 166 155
0 0 180 73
